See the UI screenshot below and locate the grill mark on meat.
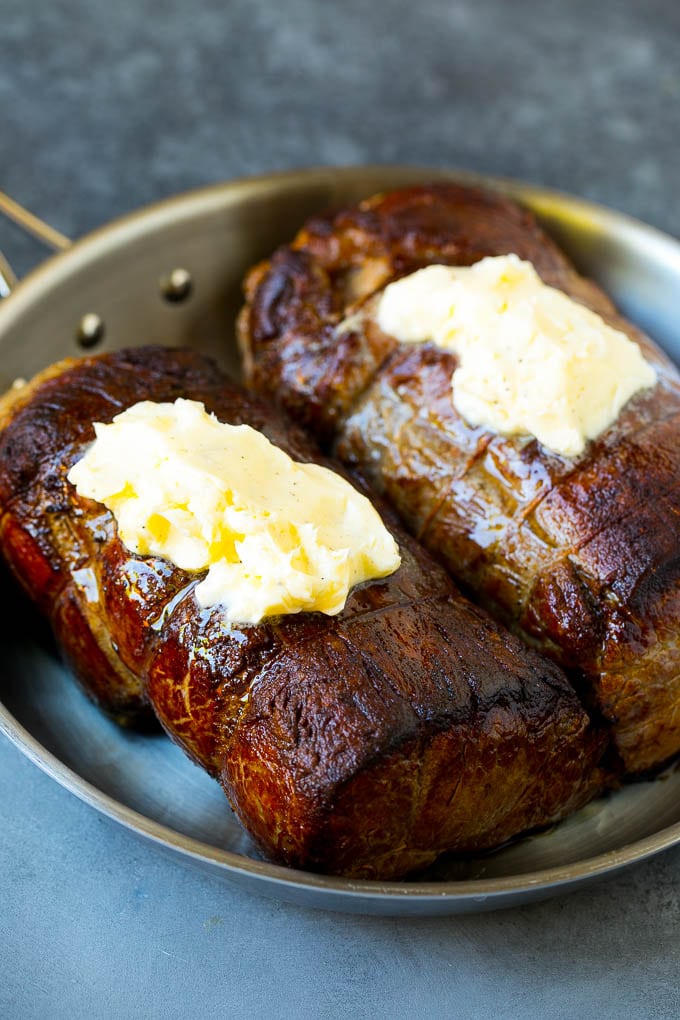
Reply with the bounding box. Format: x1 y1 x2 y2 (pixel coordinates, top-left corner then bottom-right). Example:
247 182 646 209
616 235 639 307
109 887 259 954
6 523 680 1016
333 342 404 441
415 434 497 544
513 403 680 534
516 470 680 629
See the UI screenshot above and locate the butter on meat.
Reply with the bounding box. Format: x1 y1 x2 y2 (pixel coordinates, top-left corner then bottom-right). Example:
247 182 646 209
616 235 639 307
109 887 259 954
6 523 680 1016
376 255 657 457
67 398 401 624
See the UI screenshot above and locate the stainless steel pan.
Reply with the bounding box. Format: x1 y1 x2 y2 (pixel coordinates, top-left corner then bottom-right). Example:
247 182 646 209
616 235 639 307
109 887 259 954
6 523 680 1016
2 165 680 916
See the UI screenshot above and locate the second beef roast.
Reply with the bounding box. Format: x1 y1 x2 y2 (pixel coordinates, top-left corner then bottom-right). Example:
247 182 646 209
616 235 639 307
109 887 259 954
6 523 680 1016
238 182 680 774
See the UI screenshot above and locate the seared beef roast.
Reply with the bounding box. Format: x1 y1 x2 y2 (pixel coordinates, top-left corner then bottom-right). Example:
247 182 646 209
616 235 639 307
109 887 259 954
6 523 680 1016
238 183 680 774
0 346 604 878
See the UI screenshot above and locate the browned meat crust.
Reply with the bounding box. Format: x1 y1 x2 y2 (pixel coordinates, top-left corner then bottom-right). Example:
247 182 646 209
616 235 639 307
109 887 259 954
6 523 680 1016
238 182 680 774
0 346 603 879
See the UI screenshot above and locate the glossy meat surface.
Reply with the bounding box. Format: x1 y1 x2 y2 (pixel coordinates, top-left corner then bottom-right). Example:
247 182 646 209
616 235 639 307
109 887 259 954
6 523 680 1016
0 346 603 879
238 183 680 774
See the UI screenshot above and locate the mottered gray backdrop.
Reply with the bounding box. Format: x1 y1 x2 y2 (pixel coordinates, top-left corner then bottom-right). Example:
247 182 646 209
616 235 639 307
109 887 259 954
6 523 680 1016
2 1 680 1017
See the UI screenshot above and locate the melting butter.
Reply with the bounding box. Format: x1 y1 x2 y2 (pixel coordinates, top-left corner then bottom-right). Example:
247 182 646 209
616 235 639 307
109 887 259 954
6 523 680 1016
67 398 400 624
376 255 657 457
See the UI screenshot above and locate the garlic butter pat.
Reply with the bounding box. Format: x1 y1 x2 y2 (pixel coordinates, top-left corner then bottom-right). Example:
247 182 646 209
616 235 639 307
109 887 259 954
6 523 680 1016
377 255 657 457
67 398 400 624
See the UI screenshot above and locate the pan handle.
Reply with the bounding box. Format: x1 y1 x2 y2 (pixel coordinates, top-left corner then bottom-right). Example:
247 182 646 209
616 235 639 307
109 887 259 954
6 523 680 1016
0 250 17 298
0 190 71 296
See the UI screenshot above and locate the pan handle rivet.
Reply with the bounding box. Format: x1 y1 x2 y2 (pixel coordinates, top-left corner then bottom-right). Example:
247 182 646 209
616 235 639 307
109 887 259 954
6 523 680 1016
160 268 193 303
76 313 105 348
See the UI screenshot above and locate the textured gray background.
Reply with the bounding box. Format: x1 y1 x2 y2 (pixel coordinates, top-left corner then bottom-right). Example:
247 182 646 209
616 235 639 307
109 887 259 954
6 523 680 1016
2 1 680 1017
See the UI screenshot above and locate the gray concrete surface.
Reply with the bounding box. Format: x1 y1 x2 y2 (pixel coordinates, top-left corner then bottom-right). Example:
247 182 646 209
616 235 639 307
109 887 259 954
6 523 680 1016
2 1 680 1016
